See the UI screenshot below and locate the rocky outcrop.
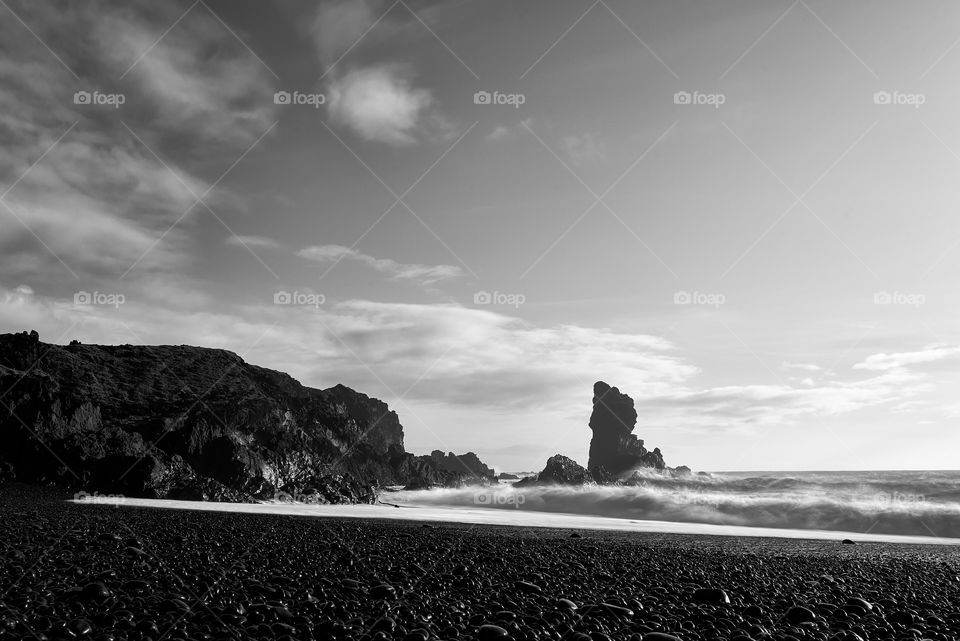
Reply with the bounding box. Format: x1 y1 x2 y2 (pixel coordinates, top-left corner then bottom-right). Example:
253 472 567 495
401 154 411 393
516 455 593 486
518 381 681 487
0 331 491 502
588 381 666 477
423 450 496 484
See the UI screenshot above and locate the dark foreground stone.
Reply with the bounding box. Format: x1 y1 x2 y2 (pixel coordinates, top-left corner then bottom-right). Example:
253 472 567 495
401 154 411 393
2 484 960 641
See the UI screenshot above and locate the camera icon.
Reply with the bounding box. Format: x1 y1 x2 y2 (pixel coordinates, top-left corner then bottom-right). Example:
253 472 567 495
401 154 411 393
873 291 891 305
74 291 92 305
673 290 691 304
873 91 891 105
674 91 691 105
274 291 292 305
274 91 291 105
73 91 91 105
473 90 492 105
474 290 492 305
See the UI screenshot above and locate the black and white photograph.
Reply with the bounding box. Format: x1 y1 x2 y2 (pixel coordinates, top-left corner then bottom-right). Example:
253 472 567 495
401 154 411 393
2 1 960 640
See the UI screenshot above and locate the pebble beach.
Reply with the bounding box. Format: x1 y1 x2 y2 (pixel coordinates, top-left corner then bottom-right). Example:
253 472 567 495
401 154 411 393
3 485 960 641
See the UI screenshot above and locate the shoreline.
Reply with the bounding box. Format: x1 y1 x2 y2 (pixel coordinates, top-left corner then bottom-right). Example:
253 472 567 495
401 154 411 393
74 495 960 547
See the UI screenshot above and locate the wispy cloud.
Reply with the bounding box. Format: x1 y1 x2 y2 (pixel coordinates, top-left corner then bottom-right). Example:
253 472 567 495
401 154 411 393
97 8 277 147
226 235 282 249
559 132 605 166
486 125 510 141
781 361 822 372
0 1 277 292
485 118 535 142
3 284 949 432
298 244 463 284
853 345 960 371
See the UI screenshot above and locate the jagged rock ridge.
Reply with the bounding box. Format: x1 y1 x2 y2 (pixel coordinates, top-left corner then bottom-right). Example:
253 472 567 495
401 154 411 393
0 331 495 502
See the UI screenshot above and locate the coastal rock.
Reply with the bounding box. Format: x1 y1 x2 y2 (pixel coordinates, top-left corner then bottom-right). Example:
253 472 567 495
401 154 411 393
0 331 492 502
588 381 667 477
521 381 685 486
517 454 593 486
424 450 496 483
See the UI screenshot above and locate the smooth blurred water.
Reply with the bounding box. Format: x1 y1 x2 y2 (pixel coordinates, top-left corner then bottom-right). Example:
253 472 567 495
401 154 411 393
388 469 960 540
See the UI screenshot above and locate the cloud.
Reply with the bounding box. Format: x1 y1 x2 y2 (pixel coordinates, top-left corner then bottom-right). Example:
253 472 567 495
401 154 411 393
226 235 282 249
559 133 605 166
308 1 448 146
2 284 955 444
0 1 277 294
298 244 463 284
0 286 691 413
326 65 435 145
95 5 278 147
486 118 536 143
643 366 928 427
487 126 510 141
853 345 960 371
781 361 822 372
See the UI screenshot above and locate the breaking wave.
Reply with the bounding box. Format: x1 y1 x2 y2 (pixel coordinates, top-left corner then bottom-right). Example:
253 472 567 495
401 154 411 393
388 470 960 540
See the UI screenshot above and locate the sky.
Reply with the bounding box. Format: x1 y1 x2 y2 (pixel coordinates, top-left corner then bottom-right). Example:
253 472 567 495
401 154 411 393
2 0 960 473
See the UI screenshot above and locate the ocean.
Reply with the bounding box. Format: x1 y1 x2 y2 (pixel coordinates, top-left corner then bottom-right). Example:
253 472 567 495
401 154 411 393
387 469 960 541
83 470 960 545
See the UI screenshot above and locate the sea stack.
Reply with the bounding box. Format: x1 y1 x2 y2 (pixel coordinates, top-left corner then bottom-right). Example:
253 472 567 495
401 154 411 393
587 381 665 477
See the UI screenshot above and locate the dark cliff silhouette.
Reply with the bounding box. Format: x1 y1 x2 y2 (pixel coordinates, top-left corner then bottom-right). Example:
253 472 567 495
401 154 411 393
0 331 495 502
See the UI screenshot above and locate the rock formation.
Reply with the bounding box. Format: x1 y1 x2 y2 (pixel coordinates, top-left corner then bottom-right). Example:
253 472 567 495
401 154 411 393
587 381 666 477
0 331 493 502
426 450 496 482
515 454 593 486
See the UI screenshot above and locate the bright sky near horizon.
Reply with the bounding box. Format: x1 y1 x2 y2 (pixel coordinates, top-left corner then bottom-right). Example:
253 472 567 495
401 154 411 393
2 1 960 473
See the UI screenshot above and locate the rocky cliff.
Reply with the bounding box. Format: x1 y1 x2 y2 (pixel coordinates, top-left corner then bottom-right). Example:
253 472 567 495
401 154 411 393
0 331 493 502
